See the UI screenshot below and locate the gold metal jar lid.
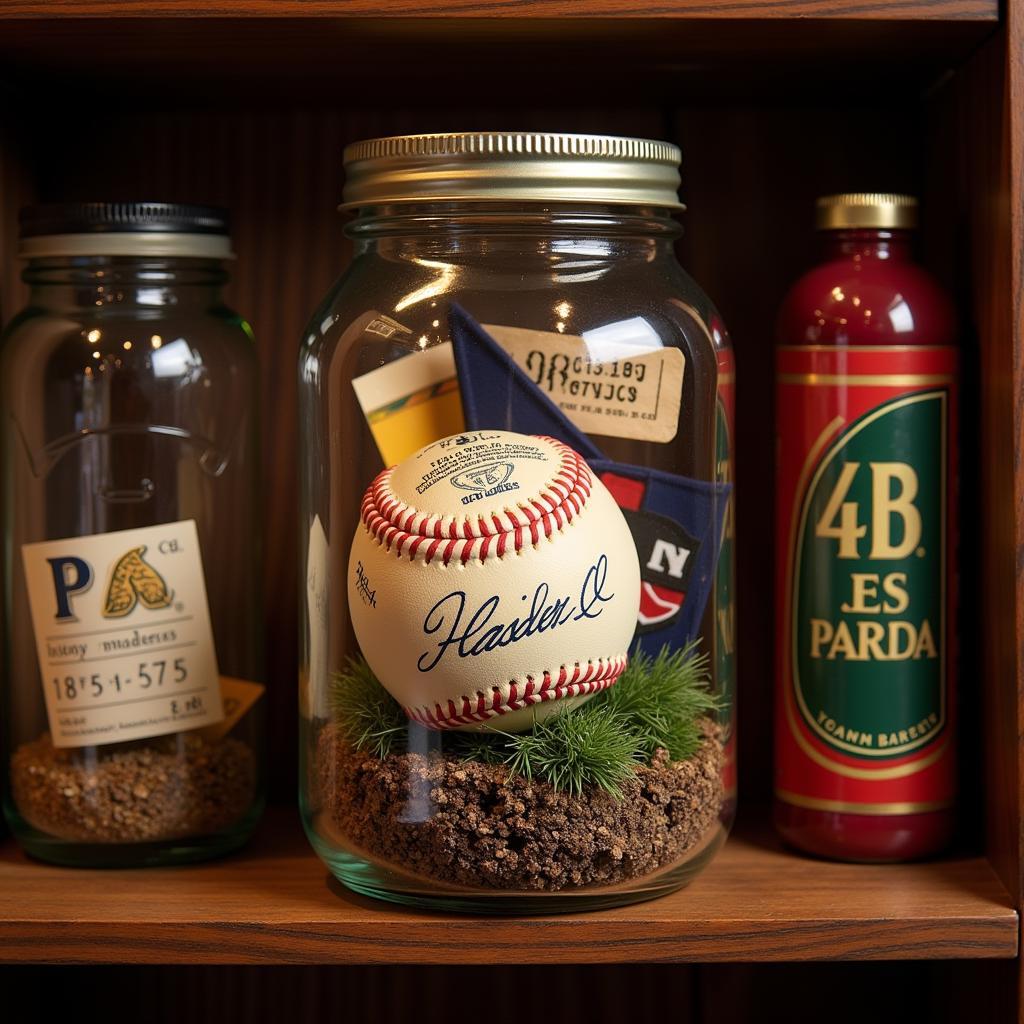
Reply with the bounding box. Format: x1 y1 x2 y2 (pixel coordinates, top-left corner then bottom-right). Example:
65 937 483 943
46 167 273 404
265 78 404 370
815 193 919 230
340 132 684 211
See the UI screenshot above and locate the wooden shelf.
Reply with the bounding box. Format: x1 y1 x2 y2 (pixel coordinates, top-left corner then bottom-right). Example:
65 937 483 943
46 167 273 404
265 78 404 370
0 0 1000 20
0 5 999 104
1 0 1000 107
0 808 1015 965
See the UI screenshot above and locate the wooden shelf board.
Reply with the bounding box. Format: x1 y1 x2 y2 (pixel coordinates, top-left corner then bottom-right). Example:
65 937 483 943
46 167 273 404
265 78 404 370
0 807 1015 965
0 16 998 105
0 1 1000 22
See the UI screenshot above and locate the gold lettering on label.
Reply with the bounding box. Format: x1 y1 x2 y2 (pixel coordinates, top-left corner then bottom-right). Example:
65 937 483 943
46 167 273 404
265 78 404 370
810 618 832 659
878 712 939 748
841 573 881 613
816 709 876 746
869 462 922 559
839 571 911 615
915 620 938 659
809 618 939 661
830 621 857 659
881 572 909 614
814 462 866 559
889 620 916 659
858 621 886 660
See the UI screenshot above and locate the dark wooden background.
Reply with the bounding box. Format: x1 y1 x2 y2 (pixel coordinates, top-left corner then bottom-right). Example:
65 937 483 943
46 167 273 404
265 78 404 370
0 960 1016 1022
0 99 936 806
0 6 1020 1020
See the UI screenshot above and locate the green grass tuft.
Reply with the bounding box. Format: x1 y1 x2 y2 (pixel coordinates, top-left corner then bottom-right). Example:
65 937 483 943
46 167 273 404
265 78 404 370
448 731 511 766
328 642 721 796
328 657 407 758
504 703 644 799
594 641 720 762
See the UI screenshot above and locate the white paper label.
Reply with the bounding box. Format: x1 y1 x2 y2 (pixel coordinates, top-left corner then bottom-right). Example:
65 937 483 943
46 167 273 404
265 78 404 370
483 323 686 443
22 520 223 749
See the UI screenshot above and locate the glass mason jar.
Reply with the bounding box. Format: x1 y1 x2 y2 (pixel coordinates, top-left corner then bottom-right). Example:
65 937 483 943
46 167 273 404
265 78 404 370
299 133 736 911
1 203 265 867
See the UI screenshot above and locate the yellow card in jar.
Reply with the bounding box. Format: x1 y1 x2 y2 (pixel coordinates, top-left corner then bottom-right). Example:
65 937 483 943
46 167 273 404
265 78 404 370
351 342 465 466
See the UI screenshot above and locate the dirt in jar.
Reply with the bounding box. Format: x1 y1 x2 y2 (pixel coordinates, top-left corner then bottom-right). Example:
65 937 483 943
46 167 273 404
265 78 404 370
316 719 723 891
11 731 256 843
315 644 726 891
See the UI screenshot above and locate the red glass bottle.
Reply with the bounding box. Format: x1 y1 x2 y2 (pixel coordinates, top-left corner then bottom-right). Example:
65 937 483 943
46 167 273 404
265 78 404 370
773 194 957 861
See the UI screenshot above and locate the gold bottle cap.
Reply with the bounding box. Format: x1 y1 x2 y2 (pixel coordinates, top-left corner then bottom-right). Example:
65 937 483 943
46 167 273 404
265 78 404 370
341 132 684 211
816 193 919 230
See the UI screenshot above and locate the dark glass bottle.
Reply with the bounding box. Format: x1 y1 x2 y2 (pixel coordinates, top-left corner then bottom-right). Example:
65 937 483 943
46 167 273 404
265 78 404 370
774 193 957 861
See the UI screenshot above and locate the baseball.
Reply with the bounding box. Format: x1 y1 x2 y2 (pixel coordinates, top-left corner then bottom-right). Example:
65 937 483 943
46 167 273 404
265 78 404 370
347 430 641 732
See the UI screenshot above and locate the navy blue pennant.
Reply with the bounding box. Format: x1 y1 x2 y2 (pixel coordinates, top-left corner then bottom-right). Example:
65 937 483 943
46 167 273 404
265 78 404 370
449 304 730 652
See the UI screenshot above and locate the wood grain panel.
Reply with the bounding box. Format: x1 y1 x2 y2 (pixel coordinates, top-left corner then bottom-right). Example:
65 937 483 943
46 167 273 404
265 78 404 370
0 20 997 109
1008 0 1024 931
0 807 1015 964
0 1 999 21
0 116 33 325
967 23 1018 898
920 13 1021 910
695 960 1017 1023
0 964 688 1024
2 961 1015 1024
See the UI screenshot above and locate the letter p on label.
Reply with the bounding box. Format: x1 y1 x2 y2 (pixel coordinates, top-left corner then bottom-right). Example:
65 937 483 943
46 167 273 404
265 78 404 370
47 556 93 620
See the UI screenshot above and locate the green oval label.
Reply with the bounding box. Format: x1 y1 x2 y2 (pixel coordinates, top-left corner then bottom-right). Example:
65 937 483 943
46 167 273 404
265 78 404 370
792 391 947 760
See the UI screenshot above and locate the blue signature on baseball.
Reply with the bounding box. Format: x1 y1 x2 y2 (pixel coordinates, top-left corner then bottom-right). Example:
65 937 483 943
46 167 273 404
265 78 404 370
417 555 615 672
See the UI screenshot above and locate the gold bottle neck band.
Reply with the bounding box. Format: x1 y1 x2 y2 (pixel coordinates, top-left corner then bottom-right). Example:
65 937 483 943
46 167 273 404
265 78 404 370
816 192 919 230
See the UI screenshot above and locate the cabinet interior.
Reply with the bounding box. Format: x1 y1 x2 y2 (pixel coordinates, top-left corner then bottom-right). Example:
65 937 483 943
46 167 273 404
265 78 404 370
0 11 1017 1009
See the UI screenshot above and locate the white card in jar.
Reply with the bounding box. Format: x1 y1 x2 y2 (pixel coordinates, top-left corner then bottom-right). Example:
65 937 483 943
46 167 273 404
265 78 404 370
21 519 223 748
483 322 685 444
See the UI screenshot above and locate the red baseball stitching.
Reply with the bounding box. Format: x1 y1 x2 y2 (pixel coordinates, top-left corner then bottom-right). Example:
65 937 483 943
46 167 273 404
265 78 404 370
359 435 593 567
404 654 628 730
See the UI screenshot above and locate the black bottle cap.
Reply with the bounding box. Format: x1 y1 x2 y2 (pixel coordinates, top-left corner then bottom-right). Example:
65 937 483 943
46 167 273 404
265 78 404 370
19 202 229 238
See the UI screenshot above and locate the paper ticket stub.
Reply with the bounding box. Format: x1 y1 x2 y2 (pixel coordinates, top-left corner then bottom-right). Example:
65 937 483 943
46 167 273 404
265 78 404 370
483 323 684 444
352 321 685 465
22 520 224 748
